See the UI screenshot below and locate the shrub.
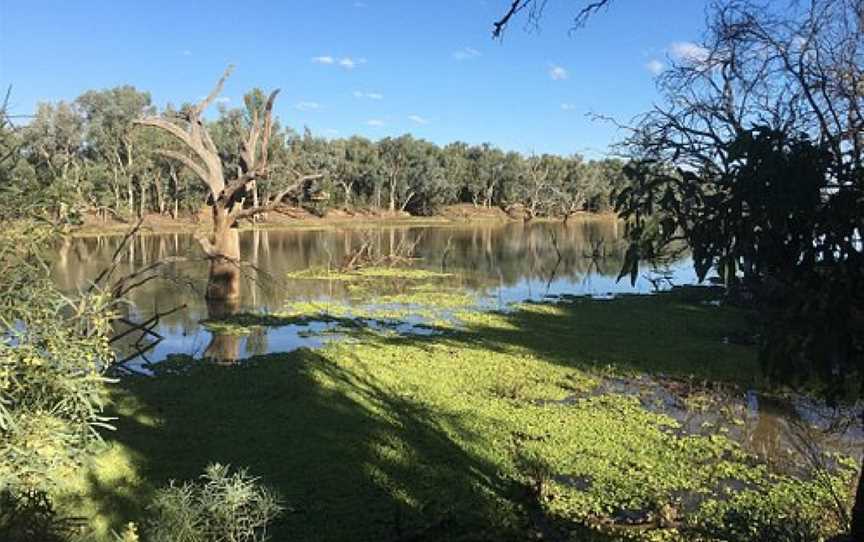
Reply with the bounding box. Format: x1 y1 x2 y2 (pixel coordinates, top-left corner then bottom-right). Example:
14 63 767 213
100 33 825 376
145 464 284 542
0 222 116 493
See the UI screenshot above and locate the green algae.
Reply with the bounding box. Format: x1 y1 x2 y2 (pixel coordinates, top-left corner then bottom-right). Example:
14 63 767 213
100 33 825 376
286 266 454 281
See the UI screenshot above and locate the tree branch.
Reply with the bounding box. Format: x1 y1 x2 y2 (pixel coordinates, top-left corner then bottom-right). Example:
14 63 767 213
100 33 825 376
153 149 210 187
233 174 323 220
134 117 196 150
492 0 613 38
192 65 235 117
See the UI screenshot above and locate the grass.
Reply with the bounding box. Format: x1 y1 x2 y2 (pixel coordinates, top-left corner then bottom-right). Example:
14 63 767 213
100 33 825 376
58 288 854 541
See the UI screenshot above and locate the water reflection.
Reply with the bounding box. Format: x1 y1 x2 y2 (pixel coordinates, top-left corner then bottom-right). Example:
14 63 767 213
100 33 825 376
52 218 696 364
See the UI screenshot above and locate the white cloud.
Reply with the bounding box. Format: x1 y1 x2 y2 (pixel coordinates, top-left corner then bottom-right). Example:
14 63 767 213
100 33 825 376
339 57 366 69
645 59 665 75
295 101 321 111
181 49 192 56
549 64 569 81
353 91 383 100
314 55 366 69
366 119 385 127
408 115 429 125
668 42 709 64
560 103 575 111
453 47 481 60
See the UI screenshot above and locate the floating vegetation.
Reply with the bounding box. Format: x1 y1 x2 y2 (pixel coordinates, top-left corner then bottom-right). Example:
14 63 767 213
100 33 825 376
286 266 454 282
78 279 858 541
204 268 483 337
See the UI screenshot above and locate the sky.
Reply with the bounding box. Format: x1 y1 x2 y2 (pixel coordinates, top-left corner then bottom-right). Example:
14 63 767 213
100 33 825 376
0 0 711 158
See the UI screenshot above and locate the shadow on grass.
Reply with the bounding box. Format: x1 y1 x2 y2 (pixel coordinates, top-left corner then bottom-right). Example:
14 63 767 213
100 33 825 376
86 349 598 541
390 286 761 388
76 287 755 541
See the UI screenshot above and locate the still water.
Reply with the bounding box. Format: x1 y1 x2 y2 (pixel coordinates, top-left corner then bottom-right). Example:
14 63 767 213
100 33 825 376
51 217 861 474
52 218 697 364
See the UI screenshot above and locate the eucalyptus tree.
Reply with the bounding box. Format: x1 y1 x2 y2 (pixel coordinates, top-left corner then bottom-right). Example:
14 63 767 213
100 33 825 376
22 102 86 221
402 138 454 215
378 135 414 212
441 141 472 202
552 155 587 220
75 86 153 216
0 94 38 217
465 143 508 207
291 127 337 210
135 67 320 301
517 153 567 219
337 135 382 207
492 0 864 536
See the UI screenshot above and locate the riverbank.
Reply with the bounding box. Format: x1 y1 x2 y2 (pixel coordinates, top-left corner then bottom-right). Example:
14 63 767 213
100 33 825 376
57 286 854 541
70 204 617 236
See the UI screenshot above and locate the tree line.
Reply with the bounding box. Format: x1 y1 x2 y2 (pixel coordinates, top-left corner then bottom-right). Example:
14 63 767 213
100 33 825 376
0 85 627 224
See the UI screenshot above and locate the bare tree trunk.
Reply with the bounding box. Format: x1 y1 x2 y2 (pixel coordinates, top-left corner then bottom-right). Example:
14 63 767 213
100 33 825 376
204 210 242 302
136 68 317 307
251 180 259 222
112 167 121 212
169 167 180 220
261 189 270 221
154 176 165 215
139 181 146 217
127 181 134 216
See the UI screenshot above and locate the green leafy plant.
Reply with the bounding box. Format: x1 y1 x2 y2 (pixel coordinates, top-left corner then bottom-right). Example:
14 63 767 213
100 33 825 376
145 464 284 542
0 222 116 493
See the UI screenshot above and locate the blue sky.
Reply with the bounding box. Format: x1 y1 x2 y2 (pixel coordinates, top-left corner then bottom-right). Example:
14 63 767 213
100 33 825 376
0 0 710 157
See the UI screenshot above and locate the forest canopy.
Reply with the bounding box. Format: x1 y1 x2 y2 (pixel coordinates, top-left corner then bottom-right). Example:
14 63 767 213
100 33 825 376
0 85 627 224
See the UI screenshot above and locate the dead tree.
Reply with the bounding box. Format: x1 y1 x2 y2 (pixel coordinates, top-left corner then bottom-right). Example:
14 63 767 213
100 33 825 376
135 66 321 301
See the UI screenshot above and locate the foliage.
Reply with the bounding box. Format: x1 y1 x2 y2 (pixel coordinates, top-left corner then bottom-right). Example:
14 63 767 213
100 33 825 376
613 0 864 404
691 479 843 541
0 489 81 542
611 1 864 532
60 288 854 541
0 222 116 493
3 84 626 221
144 464 283 542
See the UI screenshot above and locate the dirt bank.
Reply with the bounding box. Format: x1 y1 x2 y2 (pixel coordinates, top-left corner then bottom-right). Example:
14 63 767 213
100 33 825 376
72 204 614 236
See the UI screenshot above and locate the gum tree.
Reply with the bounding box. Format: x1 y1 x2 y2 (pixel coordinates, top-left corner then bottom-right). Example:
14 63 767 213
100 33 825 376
135 67 320 303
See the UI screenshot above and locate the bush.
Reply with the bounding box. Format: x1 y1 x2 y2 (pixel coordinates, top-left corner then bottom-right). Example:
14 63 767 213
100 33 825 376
145 464 284 542
0 222 116 493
